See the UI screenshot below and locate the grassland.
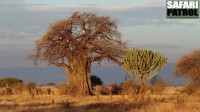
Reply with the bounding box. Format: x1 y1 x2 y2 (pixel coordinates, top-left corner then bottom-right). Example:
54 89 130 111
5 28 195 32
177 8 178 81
0 86 200 112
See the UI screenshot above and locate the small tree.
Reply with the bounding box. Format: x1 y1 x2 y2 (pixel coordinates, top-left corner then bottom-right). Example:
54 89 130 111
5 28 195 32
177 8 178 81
174 49 200 84
90 75 103 87
122 49 168 95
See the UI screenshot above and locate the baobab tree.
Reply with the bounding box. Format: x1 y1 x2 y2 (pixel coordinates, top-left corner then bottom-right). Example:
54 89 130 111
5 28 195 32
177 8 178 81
29 12 126 96
174 49 200 84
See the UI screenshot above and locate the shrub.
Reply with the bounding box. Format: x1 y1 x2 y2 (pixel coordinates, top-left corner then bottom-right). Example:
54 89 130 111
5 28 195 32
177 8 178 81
10 82 24 94
181 83 199 95
0 77 23 87
4 88 12 95
24 82 37 94
46 83 56 86
108 83 121 95
95 85 110 95
57 82 78 96
149 76 167 95
121 80 140 95
174 95 187 110
91 75 103 87
57 83 68 95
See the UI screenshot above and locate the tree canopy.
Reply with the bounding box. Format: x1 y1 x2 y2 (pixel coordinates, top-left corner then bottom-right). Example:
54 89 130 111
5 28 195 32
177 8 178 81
0 77 23 87
90 75 103 87
29 12 126 67
122 49 168 94
122 49 168 82
174 49 200 83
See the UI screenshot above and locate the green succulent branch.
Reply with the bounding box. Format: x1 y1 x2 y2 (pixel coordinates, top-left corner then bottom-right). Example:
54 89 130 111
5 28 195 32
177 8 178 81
122 49 168 85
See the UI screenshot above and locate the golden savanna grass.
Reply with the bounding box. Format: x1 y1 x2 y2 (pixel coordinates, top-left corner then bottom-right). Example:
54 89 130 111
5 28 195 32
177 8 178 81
1 86 200 112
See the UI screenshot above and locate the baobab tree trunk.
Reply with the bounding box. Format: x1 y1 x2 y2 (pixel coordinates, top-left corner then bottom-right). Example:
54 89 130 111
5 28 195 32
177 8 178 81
65 60 93 96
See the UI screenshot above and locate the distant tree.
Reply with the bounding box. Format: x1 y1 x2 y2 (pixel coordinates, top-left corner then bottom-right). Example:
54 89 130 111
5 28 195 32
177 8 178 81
28 12 126 96
174 49 200 84
122 49 168 95
24 82 36 94
0 77 23 87
46 83 56 86
90 75 103 87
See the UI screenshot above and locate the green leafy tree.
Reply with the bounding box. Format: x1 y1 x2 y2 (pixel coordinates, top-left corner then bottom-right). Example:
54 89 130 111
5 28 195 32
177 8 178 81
122 49 168 94
90 75 103 87
0 77 23 87
28 12 126 96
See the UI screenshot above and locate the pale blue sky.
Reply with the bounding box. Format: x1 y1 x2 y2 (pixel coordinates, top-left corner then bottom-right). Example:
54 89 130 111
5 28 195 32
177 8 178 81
0 0 200 68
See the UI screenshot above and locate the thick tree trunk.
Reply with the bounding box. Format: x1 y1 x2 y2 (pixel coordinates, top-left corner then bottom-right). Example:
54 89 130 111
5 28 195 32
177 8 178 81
65 60 93 96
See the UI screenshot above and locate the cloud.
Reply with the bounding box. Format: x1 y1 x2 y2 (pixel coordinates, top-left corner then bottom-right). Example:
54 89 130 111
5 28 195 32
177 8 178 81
0 0 199 68
1 1 200 33
0 29 28 37
22 1 200 27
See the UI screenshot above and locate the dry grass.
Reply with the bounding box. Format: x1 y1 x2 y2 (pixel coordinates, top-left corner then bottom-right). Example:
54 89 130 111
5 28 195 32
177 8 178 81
1 86 200 112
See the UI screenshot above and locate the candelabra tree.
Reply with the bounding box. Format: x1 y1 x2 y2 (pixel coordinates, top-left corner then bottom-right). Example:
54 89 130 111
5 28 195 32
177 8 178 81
122 49 168 95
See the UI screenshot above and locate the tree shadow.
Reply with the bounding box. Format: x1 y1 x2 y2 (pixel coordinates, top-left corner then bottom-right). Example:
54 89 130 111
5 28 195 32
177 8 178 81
0 101 150 112
0 104 19 109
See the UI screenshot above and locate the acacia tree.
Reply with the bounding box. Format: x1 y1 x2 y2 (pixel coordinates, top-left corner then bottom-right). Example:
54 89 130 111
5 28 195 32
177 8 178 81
122 49 168 94
174 49 200 83
29 12 126 96
90 75 103 87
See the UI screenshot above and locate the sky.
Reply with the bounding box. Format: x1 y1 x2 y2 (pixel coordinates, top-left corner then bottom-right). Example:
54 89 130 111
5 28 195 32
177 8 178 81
0 0 199 84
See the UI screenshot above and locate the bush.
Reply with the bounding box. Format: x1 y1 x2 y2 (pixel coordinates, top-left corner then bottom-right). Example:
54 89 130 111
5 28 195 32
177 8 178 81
149 76 167 95
108 83 121 95
181 83 199 95
121 80 140 95
174 95 187 110
57 82 78 96
10 82 24 94
24 82 37 94
57 83 68 95
0 77 23 87
46 83 56 86
91 75 103 87
95 85 110 95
